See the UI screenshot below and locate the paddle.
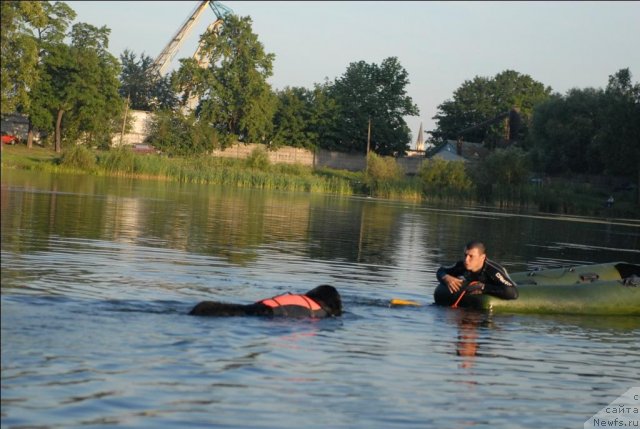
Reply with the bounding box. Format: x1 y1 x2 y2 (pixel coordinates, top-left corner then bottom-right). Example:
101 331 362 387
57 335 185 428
389 298 422 307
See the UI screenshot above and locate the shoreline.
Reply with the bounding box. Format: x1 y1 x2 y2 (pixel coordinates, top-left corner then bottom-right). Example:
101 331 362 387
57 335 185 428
2 144 638 218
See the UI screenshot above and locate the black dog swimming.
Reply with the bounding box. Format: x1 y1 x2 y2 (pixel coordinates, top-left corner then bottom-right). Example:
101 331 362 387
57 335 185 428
189 285 343 318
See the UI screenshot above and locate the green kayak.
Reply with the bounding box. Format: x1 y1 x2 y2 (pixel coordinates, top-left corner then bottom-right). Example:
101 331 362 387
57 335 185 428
433 262 640 315
509 262 637 285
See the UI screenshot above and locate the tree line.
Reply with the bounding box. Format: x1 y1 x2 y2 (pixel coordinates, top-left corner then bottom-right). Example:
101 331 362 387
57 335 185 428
2 1 638 192
1 3 418 156
2 2 120 152
431 68 639 185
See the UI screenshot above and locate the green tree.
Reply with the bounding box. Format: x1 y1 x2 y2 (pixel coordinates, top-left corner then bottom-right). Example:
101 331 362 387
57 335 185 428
419 158 472 197
308 81 341 151
146 109 218 157
171 56 210 112
30 21 123 152
271 86 315 149
365 152 403 182
529 88 604 175
31 1 77 147
528 68 639 206
29 41 72 152
470 146 531 202
174 14 277 144
1 1 42 115
596 68 640 201
69 23 123 147
1 1 76 148
432 70 551 146
32 1 76 47
329 57 419 155
119 50 176 111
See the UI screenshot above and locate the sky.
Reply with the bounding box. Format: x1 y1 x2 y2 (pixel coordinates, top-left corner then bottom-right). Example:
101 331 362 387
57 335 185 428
69 1 640 149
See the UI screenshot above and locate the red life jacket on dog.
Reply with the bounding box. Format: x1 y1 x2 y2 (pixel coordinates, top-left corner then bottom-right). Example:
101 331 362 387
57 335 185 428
259 293 326 317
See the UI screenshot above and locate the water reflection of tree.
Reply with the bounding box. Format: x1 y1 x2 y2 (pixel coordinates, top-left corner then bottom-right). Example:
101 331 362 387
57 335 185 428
147 188 313 266
308 199 403 267
3 174 315 266
2 172 112 251
4 175 413 269
7 171 637 274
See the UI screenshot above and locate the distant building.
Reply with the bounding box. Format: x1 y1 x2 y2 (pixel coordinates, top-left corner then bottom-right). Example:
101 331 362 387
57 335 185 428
112 110 154 146
405 122 427 158
1 113 29 139
426 139 488 162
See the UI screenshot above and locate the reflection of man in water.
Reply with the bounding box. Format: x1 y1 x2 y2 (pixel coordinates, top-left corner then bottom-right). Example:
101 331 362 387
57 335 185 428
455 311 483 369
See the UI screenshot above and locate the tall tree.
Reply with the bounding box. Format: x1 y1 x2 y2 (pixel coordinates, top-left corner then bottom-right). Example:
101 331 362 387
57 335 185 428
269 81 341 151
2 1 77 148
431 70 551 145
329 57 419 155
271 86 316 149
146 109 218 156
174 14 277 144
529 67 639 194
31 41 74 152
308 81 341 151
529 88 605 175
3 1 77 148
68 23 123 147
31 21 123 151
597 68 640 201
1 1 42 115
119 50 176 111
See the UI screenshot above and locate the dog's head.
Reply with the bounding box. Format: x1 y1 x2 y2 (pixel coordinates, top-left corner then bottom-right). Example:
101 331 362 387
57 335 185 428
305 285 343 317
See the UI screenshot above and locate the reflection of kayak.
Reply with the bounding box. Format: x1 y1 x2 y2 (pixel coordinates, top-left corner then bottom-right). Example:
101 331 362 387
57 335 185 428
433 262 640 316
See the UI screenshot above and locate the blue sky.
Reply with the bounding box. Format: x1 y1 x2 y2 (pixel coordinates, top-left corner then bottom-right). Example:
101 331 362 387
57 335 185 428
70 1 640 148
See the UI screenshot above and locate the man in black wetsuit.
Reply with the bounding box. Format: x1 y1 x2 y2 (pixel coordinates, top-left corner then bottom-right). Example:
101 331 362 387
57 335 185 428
436 240 518 305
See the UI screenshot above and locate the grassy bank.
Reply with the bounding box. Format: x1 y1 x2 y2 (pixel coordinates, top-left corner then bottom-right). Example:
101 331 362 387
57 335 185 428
2 144 638 218
1 144 359 196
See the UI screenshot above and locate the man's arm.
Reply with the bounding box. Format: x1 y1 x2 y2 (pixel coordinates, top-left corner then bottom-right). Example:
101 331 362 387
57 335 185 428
483 259 519 300
436 261 465 281
437 261 466 293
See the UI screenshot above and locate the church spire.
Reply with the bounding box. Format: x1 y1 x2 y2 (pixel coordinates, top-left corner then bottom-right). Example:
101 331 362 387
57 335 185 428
415 122 424 151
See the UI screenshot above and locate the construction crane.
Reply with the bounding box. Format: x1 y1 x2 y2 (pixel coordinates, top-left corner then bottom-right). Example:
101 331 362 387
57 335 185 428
150 0 232 77
456 107 521 145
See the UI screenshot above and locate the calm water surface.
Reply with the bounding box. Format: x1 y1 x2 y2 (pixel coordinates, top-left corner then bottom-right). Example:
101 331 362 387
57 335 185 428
2 169 639 429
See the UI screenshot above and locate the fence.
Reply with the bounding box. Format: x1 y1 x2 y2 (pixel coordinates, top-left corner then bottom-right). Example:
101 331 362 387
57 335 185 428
212 143 425 175
113 110 426 174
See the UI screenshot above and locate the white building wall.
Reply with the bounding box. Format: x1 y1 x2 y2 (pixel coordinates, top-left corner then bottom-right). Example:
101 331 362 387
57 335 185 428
112 110 154 146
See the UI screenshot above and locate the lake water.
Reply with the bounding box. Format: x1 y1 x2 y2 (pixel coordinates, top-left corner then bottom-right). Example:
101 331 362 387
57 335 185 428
2 169 639 429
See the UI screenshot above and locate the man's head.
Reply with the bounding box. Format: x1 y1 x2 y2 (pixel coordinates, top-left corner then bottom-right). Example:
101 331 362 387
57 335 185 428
463 240 486 273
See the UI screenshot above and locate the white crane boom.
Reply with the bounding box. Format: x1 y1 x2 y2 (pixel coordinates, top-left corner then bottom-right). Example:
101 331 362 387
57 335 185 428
151 0 211 76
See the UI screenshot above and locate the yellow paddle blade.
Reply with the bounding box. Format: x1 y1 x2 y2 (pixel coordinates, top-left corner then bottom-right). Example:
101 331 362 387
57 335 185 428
390 298 421 307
